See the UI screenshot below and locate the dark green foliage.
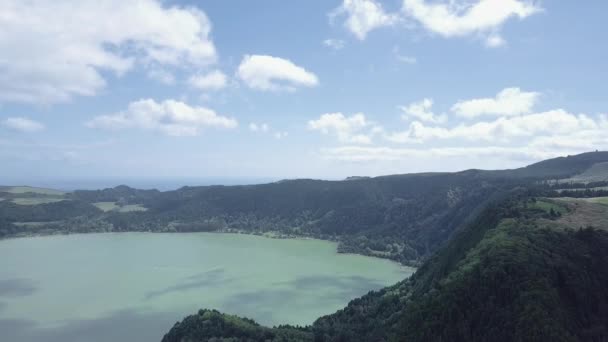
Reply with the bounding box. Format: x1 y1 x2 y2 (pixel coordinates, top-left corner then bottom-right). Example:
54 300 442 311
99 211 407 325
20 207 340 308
0 199 100 223
399 224 608 342
550 180 608 190
161 309 312 342
163 194 608 341
68 185 160 204
555 189 608 198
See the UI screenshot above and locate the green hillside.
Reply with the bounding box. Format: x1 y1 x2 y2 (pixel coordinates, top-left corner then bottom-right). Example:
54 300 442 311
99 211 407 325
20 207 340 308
2 152 608 341
2 152 608 267
162 191 608 341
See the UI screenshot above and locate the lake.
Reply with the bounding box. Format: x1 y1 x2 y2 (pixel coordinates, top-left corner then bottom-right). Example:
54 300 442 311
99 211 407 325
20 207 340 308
0 233 413 342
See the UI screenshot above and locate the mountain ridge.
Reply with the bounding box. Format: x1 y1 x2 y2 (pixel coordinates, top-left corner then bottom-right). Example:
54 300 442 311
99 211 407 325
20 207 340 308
1 151 608 268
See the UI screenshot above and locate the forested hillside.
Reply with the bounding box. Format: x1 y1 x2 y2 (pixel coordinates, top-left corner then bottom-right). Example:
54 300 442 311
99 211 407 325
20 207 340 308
162 189 608 341
2 152 608 266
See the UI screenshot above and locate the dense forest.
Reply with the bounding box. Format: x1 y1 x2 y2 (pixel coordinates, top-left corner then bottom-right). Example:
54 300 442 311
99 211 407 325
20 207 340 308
162 189 608 341
3 151 608 267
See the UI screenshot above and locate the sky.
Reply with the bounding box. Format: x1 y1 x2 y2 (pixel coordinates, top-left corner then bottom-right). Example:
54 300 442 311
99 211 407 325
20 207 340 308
1 0 607 186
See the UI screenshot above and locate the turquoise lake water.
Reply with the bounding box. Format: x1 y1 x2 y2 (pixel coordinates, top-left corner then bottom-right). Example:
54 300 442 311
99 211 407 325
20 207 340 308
0 233 413 342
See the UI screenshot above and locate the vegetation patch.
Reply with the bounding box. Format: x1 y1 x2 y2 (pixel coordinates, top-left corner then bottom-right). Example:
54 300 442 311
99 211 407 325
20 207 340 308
585 196 608 205
526 198 568 216
560 161 608 183
118 204 147 212
11 198 68 206
93 202 119 211
13 221 61 227
93 202 147 212
3 186 66 195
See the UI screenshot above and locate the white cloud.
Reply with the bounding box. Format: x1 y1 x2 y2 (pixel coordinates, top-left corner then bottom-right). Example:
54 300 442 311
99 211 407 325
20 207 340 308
451 87 540 118
274 131 289 139
147 69 176 85
386 110 601 143
236 55 319 91
331 0 398 40
188 70 228 91
249 122 287 139
0 0 217 105
87 99 237 136
320 145 580 163
399 98 447 124
402 0 541 45
308 112 375 144
485 34 506 47
323 39 346 50
2 117 45 133
249 123 270 133
314 90 608 168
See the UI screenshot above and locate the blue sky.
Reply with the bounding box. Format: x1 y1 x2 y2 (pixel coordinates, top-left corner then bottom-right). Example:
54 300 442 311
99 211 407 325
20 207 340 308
1 0 607 185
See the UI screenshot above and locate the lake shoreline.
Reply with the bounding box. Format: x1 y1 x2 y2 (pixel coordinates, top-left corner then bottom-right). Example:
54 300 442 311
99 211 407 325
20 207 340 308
0 231 412 340
0 229 419 269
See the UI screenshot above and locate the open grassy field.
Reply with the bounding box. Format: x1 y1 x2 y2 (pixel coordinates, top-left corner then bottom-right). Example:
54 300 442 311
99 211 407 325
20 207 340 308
1 186 66 195
11 198 68 205
93 202 119 212
552 197 608 230
13 221 61 227
585 197 608 205
118 204 147 212
560 161 608 183
556 186 608 193
527 199 568 215
93 202 147 212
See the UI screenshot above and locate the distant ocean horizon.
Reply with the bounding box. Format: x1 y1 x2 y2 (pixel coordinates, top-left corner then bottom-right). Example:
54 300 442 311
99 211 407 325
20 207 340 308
1 178 280 191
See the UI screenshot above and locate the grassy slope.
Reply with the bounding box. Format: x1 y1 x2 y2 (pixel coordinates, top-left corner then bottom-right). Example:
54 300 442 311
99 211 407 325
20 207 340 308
93 202 148 212
1 186 66 195
587 196 608 205
11 198 68 205
561 161 608 183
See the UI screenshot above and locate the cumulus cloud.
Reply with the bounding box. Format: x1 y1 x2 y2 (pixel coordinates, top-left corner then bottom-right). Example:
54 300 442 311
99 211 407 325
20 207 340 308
387 110 600 143
308 112 376 144
485 34 506 47
320 145 579 163
87 99 237 136
318 89 608 166
402 0 541 46
323 39 346 50
249 123 270 133
249 122 288 139
236 55 319 91
331 0 398 40
330 0 539 45
2 117 45 133
274 131 289 139
399 98 447 124
0 0 217 105
451 87 540 118
188 70 228 91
